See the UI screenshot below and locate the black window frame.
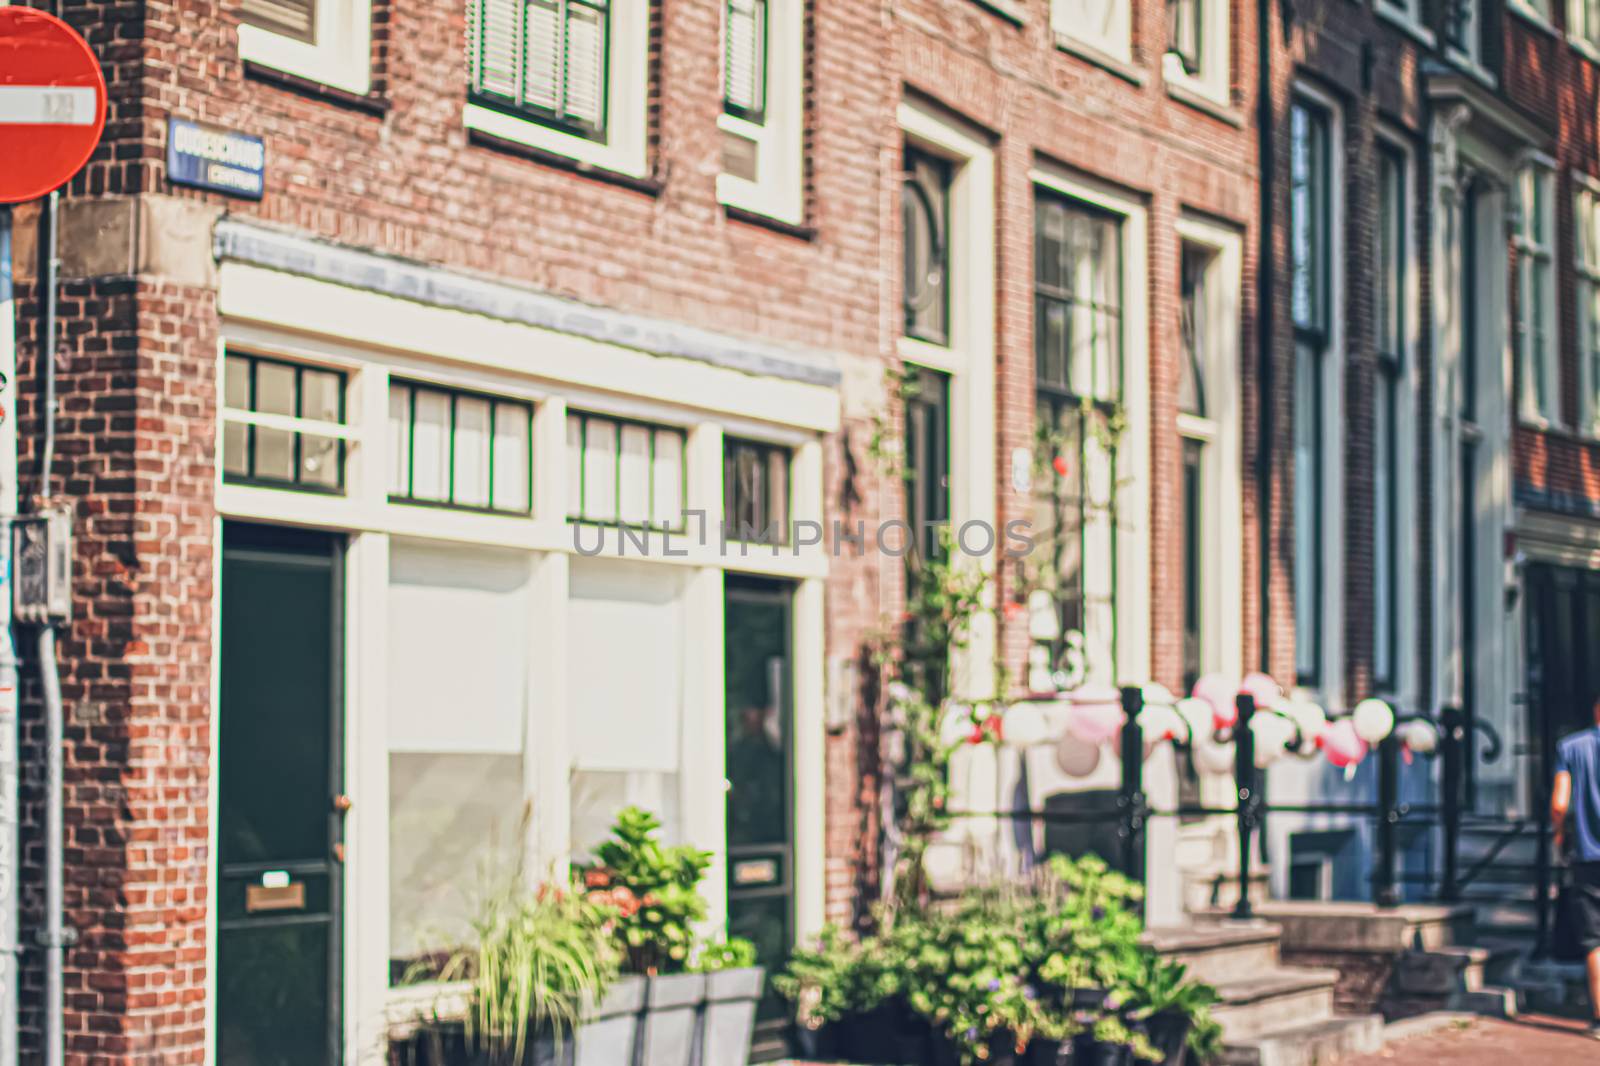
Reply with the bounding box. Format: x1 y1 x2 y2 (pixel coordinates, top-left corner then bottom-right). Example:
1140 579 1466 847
723 436 792 545
903 367 952 565
388 379 535 516
223 351 348 496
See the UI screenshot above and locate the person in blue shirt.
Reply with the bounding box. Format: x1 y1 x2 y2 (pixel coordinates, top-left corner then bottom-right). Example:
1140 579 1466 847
1553 705 1600 1040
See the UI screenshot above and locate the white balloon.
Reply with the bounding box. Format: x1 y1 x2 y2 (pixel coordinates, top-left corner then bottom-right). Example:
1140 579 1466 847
1399 718 1438 755
1136 703 1187 743
1352 699 1396 745
940 705 976 748
1141 682 1177 708
1054 733 1102 777
1281 700 1327 754
1250 713 1297 768
1175 698 1215 736
1193 738 1237 775
1002 702 1051 747
1028 589 1060 642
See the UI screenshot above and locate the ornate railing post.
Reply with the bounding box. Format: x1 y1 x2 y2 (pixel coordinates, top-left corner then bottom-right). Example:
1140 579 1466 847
1119 685 1147 886
1375 727 1401 907
1233 693 1258 920
1439 705 1463 901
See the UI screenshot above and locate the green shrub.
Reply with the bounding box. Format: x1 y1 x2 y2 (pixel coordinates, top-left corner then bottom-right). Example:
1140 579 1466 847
582 806 713 975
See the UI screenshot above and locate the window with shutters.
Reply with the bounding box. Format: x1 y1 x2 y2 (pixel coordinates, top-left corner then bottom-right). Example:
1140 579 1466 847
469 0 611 140
237 0 371 94
718 0 805 225
464 0 649 178
1052 0 1132 62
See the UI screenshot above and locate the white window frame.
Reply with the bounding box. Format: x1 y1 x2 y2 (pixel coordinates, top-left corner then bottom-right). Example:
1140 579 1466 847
1372 129 1420 705
1516 159 1560 427
1288 82 1345 709
1030 160 1153 692
238 0 372 95
209 261 836 1065
463 0 650 179
1052 0 1132 64
1163 0 1230 106
1374 0 1436 47
1510 0 1557 32
1572 0 1600 61
1575 171 1600 437
898 98 999 701
717 0 805 225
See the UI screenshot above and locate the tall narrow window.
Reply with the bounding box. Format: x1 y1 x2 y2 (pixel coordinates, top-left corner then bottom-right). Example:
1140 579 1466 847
469 0 610 139
903 368 951 563
724 437 791 544
1167 0 1201 76
1178 246 1212 693
1575 0 1600 50
1035 193 1123 682
1374 145 1406 692
1516 163 1559 424
903 147 952 347
723 0 767 124
1577 185 1600 436
1290 99 1331 688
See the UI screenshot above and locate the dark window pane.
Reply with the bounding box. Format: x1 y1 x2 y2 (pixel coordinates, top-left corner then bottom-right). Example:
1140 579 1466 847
903 147 952 346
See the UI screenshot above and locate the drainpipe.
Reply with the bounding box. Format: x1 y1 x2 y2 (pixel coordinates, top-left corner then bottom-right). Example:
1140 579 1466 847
0 200 19 1066
37 188 65 1066
1255 0 1275 678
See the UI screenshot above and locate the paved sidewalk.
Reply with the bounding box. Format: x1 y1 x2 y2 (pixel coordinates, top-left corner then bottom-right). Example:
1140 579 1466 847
1339 1015 1599 1064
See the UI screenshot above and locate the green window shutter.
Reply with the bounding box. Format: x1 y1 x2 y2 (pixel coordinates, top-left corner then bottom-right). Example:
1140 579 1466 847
563 0 608 129
522 0 562 111
473 0 524 100
724 0 767 123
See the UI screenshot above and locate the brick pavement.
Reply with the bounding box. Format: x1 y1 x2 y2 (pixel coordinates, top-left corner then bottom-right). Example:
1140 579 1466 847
1340 1016 1600 1065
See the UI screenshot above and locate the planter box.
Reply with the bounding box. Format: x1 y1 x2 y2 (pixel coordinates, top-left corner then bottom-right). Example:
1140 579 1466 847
576 975 647 1066
637 973 706 1066
394 975 648 1066
694 966 765 1066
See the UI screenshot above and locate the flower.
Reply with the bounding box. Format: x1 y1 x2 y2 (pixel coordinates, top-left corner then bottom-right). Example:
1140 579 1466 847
1052 455 1071 477
988 978 1002 991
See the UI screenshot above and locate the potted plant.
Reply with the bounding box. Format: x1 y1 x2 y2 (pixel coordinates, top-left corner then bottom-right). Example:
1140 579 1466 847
402 879 621 1066
1114 953 1222 1066
691 937 765 1066
583 807 713 1066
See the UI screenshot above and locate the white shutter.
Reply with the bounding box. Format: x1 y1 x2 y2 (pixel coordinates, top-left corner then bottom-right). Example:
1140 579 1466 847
473 0 523 99
564 1 607 127
724 0 765 119
523 0 562 112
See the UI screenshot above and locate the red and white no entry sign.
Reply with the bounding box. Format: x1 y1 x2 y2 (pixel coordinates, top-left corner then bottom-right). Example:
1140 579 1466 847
0 8 107 204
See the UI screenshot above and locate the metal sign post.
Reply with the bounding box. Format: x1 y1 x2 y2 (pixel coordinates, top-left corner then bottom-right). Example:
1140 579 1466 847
0 198 17 1066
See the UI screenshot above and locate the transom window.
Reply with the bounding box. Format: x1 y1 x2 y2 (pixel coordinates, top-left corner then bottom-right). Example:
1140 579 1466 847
387 381 533 514
223 352 348 493
469 0 610 140
1516 163 1559 424
724 437 791 545
903 146 953 347
566 412 687 530
1577 184 1600 436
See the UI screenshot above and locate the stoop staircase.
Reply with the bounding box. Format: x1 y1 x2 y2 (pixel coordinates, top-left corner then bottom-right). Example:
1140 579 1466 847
1147 922 1383 1066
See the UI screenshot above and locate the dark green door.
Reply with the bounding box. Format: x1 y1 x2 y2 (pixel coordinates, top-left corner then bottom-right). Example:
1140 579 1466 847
724 578 794 1061
219 524 344 1066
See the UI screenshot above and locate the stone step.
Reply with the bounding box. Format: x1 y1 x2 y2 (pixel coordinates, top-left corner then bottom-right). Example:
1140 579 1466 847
1182 868 1272 914
1209 968 1340 1044
1146 921 1283 986
1216 1013 1384 1066
1391 942 1522 997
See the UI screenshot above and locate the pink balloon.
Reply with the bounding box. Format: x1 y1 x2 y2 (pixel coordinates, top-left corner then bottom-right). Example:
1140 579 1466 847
1239 672 1282 711
1192 673 1238 729
1322 719 1369 768
1066 700 1126 746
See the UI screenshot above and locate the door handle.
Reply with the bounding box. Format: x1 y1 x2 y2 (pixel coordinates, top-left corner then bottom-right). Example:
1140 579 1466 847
333 794 353 813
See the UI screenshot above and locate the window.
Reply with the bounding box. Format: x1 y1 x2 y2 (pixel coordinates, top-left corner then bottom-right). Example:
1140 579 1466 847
387 542 532 982
903 147 952 347
463 0 648 178
238 0 371 94
1053 0 1132 60
388 381 532 514
469 0 609 139
1034 193 1122 681
1376 0 1424 27
1290 99 1332 688
566 412 686 529
1516 163 1559 424
724 438 791 545
1446 0 1482 65
1178 247 1210 692
718 0 804 223
223 353 348 493
1574 0 1600 51
1165 0 1229 104
1374 144 1406 692
1516 0 1553 21
903 368 951 563
1577 184 1600 436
